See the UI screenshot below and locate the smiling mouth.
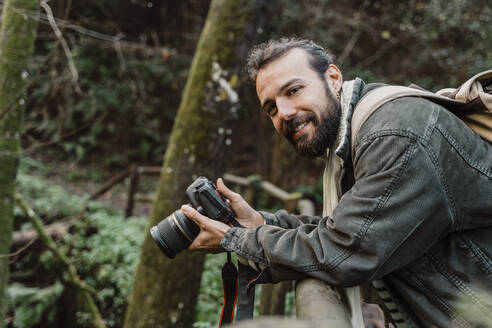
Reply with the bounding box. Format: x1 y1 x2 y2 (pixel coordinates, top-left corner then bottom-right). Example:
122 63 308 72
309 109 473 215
283 113 317 141
295 121 308 132
292 120 313 140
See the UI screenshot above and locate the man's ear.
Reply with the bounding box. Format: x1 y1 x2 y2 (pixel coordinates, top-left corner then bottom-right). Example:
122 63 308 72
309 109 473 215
324 64 343 95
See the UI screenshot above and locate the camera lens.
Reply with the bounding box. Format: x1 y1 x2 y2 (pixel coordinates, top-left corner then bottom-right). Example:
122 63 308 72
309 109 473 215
150 209 200 258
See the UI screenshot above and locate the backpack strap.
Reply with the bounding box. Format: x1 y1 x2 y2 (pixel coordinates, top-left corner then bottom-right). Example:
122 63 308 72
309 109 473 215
350 86 463 156
445 69 492 108
351 69 492 158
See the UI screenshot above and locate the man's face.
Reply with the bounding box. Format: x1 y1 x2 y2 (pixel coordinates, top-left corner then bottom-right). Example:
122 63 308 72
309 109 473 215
256 48 342 158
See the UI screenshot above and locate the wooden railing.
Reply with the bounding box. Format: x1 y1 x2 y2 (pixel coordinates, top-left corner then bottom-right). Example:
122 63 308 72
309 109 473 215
88 165 161 217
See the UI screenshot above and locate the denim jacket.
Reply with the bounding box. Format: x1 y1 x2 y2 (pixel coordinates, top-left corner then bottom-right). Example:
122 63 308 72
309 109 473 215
221 80 492 327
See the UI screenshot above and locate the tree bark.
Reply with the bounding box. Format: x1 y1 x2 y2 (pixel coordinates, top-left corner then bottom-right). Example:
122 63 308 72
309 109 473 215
0 0 38 325
123 1 265 327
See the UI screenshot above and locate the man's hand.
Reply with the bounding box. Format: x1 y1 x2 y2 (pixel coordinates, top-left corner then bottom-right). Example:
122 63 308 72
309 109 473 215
182 204 230 252
216 178 264 229
182 178 263 252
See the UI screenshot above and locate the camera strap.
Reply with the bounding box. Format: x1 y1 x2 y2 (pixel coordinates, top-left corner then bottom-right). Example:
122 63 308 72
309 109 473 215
235 261 257 321
219 253 257 327
219 252 239 327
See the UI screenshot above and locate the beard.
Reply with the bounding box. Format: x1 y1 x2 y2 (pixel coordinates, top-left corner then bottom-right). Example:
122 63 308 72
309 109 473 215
282 82 341 158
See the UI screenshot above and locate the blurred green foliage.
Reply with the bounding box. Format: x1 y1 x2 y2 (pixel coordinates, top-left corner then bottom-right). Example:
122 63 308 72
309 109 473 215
15 172 86 225
7 282 63 328
26 41 191 166
10 158 147 327
194 253 227 328
65 205 147 327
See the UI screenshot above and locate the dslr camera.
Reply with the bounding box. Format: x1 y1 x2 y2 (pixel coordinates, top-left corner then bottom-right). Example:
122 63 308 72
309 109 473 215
150 177 241 258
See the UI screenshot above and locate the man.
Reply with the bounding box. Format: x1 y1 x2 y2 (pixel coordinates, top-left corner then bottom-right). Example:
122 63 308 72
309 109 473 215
182 38 492 327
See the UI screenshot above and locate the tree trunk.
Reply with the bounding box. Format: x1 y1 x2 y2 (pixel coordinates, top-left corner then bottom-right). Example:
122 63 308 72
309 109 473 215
123 1 265 327
0 0 38 325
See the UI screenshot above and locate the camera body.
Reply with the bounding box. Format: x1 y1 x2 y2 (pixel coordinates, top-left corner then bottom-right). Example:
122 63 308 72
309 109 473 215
150 177 241 258
186 177 239 227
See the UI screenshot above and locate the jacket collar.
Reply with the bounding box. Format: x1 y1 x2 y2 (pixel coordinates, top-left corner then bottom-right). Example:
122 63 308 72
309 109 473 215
330 78 366 163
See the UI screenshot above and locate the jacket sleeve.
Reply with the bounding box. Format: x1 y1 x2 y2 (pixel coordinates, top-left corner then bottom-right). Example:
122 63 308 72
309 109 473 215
221 133 454 286
261 210 323 228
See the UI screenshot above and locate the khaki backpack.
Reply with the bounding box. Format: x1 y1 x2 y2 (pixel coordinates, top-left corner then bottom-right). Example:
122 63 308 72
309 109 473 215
351 70 492 154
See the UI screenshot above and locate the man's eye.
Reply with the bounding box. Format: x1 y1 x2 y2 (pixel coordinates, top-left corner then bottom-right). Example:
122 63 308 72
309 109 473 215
267 105 277 117
287 86 301 96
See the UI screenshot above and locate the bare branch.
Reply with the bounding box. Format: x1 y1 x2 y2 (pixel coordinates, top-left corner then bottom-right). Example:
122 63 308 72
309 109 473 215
114 35 127 72
338 1 370 65
358 38 399 68
25 117 97 154
0 238 37 259
40 0 82 94
338 27 361 65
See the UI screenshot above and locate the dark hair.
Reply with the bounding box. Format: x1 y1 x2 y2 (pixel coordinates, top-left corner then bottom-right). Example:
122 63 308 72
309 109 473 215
246 37 335 82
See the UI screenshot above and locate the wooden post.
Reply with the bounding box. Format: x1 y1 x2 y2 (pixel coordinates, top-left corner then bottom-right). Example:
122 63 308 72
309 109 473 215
295 279 352 327
294 199 353 327
258 194 301 316
259 281 293 316
247 175 262 208
125 165 139 218
244 184 256 207
234 317 314 327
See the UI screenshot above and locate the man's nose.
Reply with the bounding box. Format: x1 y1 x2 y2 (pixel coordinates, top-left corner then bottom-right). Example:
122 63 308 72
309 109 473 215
277 99 296 121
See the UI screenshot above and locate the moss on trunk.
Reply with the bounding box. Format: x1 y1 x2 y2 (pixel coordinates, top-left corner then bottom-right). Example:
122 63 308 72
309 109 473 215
0 0 38 325
123 0 265 327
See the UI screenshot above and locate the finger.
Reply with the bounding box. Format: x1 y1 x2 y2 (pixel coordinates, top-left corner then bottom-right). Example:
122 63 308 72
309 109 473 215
181 204 208 226
188 237 203 251
217 178 239 200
